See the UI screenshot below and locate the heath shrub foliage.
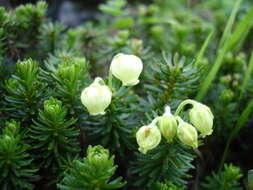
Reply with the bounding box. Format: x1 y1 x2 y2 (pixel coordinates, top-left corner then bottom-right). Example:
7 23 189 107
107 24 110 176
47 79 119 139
0 0 253 189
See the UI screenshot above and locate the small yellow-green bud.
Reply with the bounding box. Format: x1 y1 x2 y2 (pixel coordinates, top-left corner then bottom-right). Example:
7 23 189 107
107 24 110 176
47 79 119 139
4 120 20 137
110 53 143 86
136 125 161 154
44 98 63 117
233 73 241 81
199 57 209 67
175 23 189 37
219 89 234 103
118 30 129 40
149 4 159 14
158 106 177 142
189 102 214 137
177 117 198 149
232 80 239 88
87 145 110 167
235 52 246 66
225 52 234 64
81 77 112 116
150 25 164 39
129 39 143 55
220 75 232 86
139 5 147 16
182 43 196 56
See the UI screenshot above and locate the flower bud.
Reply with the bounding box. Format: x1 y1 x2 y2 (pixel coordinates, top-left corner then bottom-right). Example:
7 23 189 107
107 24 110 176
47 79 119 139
219 89 234 103
232 80 239 88
150 25 164 40
4 120 20 137
158 107 177 142
44 98 66 122
87 145 110 167
81 77 112 116
136 125 161 154
235 52 246 69
220 75 232 86
224 52 234 64
118 30 129 40
57 57 87 82
16 59 38 81
110 53 143 86
189 102 214 137
129 39 143 55
177 118 198 149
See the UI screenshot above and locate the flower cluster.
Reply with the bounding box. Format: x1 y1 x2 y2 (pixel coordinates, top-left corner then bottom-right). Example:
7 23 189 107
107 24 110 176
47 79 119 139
80 53 143 115
136 99 214 154
79 53 214 155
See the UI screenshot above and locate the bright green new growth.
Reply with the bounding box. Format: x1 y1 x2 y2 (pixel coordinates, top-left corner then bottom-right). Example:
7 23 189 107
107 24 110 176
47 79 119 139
30 97 80 169
0 120 38 190
152 181 185 190
201 164 242 190
44 53 89 116
58 145 126 190
4 59 47 121
131 141 195 187
49 56 88 105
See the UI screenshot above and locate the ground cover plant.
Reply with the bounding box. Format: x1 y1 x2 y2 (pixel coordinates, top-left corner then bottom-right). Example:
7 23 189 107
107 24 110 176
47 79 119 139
0 0 253 189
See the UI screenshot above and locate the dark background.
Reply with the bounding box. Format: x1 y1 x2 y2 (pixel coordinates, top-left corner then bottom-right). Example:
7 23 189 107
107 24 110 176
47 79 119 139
0 0 105 27
0 0 152 27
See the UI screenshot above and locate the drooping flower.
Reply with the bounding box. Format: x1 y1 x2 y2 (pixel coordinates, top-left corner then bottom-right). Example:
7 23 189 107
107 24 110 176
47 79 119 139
177 117 198 149
110 53 143 86
157 106 177 142
189 102 214 137
136 125 161 154
81 77 112 116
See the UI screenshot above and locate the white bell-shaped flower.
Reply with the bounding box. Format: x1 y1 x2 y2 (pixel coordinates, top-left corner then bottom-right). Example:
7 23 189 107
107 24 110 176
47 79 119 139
189 102 214 137
176 117 198 149
110 53 143 86
136 125 161 154
158 106 178 142
81 77 112 116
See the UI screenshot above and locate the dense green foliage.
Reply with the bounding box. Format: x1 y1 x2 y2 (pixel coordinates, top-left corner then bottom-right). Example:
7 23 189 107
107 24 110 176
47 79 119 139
0 0 253 189
58 145 126 190
201 164 243 190
0 120 38 190
31 97 80 170
131 141 195 187
152 181 185 190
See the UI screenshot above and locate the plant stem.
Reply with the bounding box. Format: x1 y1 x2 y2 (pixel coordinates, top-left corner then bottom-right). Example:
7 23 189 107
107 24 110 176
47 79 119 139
195 29 214 68
239 50 253 101
195 0 253 101
195 41 229 101
218 0 242 48
108 70 113 90
151 117 161 126
175 99 196 116
219 98 253 169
